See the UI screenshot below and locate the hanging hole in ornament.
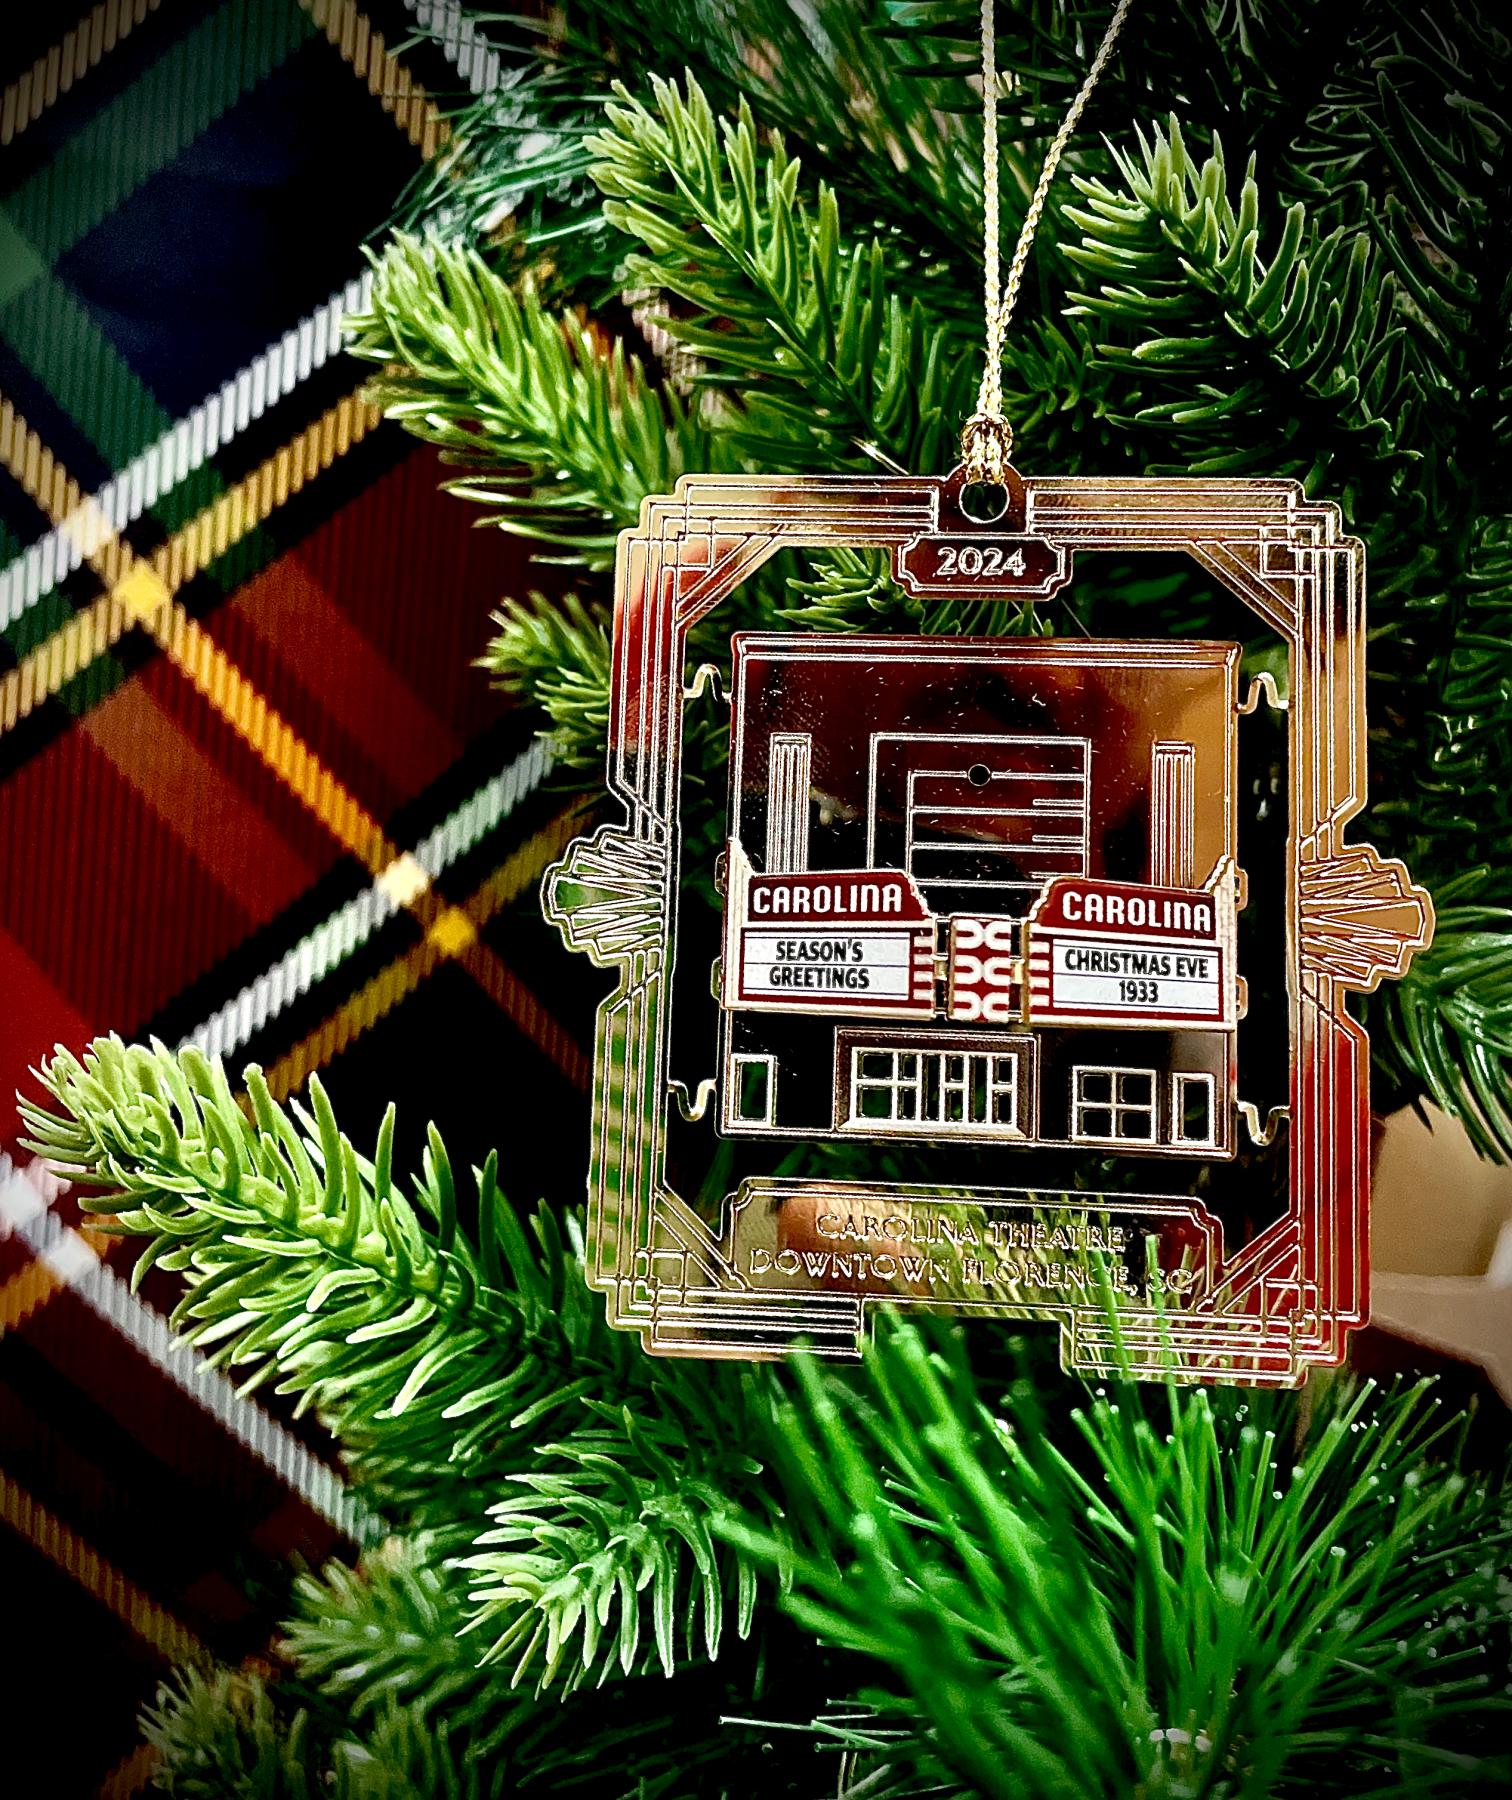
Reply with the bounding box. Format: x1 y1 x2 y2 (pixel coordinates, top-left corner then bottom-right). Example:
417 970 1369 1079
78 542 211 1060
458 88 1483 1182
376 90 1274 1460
958 480 1011 524
968 763 991 787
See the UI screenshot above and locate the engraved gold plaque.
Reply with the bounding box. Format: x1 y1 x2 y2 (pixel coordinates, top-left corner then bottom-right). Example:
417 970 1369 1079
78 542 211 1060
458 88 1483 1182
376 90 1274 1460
543 469 1433 1383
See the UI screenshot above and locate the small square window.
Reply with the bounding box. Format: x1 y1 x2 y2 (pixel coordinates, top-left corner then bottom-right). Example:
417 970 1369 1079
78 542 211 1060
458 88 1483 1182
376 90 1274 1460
1072 1066 1157 1145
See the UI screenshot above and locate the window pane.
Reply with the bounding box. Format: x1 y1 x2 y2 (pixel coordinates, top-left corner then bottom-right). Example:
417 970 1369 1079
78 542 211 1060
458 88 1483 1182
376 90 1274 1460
1116 1106 1154 1141
1177 1076 1211 1143
1078 1069 1111 1103
1079 1107 1113 1139
859 1085 891 1120
737 1059 769 1121
968 1057 987 1122
944 1063 966 1121
1117 1070 1154 1106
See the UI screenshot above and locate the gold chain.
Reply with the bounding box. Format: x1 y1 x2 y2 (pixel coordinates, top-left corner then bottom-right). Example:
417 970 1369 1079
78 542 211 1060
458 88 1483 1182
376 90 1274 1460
961 0 1134 484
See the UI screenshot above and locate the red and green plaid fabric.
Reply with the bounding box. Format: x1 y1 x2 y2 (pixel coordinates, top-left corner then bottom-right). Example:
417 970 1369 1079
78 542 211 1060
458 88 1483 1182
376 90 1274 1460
0 7 590 1790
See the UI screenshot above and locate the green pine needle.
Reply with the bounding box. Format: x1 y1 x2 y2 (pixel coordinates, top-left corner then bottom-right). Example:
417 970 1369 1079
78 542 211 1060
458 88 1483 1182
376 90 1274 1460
345 234 733 565
726 1319 1512 1798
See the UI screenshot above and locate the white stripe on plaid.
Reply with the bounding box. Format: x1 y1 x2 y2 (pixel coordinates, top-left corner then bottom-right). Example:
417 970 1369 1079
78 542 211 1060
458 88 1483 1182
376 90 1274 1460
0 273 376 633
0 1156 379 1543
402 0 504 94
183 734 556 1060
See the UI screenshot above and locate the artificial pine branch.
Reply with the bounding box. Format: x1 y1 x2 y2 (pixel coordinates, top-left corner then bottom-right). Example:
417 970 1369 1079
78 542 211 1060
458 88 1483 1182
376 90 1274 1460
283 1542 524 1756
479 593 612 771
143 1667 507 1799
590 75 976 474
411 2 991 291
19 1037 625 1524
1065 118 1406 497
386 58 613 293
21 1038 787 1679
283 1539 769 1783
1376 875 1512 1159
345 235 732 565
726 1319 1512 1799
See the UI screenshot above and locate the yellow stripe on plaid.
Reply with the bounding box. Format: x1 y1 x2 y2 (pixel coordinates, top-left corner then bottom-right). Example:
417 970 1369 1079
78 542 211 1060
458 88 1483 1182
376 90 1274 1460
298 0 450 158
0 390 382 734
0 1225 116 1337
149 602 398 876
0 0 164 148
261 805 589 1099
0 1466 209 1666
1 0 449 154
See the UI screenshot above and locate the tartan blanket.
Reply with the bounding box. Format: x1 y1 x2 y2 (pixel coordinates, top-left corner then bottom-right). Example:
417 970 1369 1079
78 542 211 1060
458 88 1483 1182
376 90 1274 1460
0 6 590 1790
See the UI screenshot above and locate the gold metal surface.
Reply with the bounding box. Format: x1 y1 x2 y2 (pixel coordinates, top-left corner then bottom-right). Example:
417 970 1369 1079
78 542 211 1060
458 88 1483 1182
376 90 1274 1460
544 468 1432 1383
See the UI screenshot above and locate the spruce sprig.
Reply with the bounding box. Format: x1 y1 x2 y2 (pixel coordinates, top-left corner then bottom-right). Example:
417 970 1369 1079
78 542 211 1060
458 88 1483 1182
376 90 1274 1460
344 234 733 565
1065 118 1407 494
728 1321 1512 1799
479 592 611 771
590 75 977 474
21 1038 784 1673
20 1038 619 1521
1378 878 1512 1160
142 1665 506 1798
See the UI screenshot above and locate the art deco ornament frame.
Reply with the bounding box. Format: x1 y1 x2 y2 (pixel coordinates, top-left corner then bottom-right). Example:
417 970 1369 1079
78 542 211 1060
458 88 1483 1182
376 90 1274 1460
544 469 1432 1385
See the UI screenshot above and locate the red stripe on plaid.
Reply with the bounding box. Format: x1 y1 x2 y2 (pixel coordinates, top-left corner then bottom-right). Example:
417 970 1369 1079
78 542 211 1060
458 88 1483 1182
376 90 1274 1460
0 728 260 1040
213 552 465 814
0 926 92 1141
81 681 316 922
294 449 521 736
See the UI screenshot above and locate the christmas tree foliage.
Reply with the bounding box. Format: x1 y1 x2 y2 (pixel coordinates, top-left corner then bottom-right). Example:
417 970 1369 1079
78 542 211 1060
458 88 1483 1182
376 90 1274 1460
19 3 1512 1794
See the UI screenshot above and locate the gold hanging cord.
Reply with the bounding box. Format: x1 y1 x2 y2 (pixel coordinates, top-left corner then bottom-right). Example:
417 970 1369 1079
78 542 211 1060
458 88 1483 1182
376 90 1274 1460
961 0 1134 485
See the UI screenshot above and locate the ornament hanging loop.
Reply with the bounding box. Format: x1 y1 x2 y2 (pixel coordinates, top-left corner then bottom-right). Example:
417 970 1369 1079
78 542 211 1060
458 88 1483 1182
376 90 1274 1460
939 457 1025 532
960 411 1015 487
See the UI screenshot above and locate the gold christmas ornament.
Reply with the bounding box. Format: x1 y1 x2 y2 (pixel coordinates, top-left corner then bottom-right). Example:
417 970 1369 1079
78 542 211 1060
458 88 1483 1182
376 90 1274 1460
542 1 1433 1383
